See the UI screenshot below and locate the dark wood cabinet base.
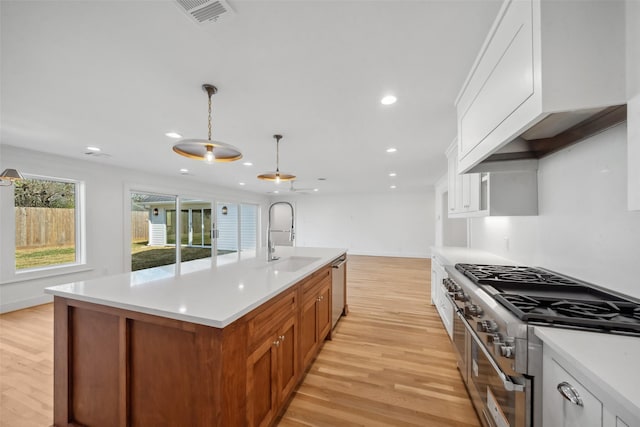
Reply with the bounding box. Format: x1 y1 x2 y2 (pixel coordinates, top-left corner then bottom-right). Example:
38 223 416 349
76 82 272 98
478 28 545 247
52 263 341 427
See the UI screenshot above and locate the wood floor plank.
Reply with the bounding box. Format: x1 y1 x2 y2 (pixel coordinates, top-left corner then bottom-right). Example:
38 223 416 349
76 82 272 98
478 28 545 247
0 304 53 427
278 256 479 427
0 256 479 427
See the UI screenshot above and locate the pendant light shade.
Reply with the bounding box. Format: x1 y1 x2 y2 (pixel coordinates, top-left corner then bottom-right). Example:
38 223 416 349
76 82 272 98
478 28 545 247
0 168 24 186
257 134 296 183
172 84 242 163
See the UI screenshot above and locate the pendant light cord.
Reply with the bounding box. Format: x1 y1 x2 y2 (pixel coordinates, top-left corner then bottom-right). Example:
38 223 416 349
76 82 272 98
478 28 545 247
276 138 280 173
207 93 212 142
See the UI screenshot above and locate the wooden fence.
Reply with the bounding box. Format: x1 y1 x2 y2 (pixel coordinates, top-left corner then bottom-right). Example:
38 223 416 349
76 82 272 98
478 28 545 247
131 211 149 242
14 208 150 248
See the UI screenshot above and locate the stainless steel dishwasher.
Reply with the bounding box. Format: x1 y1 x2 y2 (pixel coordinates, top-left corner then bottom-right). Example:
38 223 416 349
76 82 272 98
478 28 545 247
331 255 347 329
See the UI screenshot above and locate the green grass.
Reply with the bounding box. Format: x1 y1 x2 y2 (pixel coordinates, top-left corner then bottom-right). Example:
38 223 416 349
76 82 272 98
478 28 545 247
15 243 234 272
15 246 76 270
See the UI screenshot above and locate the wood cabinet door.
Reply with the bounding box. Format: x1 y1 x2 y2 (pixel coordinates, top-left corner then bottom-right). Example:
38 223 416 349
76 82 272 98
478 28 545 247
317 284 331 342
246 336 278 427
300 295 319 367
277 315 298 404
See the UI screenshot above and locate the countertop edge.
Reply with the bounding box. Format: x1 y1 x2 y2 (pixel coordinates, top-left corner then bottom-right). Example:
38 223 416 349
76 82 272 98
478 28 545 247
45 247 347 328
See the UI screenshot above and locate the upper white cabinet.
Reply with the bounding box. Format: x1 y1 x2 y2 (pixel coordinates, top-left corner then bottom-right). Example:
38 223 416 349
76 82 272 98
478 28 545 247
455 0 626 173
446 141 537 217
446 141 480 216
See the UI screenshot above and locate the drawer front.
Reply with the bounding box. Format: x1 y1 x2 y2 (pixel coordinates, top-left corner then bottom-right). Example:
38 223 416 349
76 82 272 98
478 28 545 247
247 287 298 347
543 354 602 427
301 266 331 300
458 0 534 160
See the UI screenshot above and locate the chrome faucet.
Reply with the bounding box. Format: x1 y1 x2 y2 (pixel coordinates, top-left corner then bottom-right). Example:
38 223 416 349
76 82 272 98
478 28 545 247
267 201 294 261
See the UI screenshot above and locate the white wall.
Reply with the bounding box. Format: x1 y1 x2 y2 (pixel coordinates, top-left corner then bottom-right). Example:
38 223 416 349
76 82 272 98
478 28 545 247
627 0 640 210
469 124 640 299
275 190 435 258
0 145 270 312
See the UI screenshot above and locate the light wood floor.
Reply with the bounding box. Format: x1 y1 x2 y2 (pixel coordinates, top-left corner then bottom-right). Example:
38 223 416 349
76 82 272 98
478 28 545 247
0 256 479 427
278 256 479 427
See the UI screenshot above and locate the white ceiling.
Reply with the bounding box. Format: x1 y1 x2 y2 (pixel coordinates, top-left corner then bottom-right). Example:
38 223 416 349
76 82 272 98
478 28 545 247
1 0 502 195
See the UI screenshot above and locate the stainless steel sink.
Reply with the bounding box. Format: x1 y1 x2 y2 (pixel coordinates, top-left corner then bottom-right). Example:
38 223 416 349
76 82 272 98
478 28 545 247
271 256 320 272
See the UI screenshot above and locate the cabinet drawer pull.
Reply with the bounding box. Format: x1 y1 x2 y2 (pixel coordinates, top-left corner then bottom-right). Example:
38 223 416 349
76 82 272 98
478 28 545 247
557 381 583 406
273 340 280 347
279 335 285 341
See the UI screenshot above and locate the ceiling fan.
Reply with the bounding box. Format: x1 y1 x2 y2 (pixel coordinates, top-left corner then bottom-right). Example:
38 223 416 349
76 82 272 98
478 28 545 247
267 181 317 195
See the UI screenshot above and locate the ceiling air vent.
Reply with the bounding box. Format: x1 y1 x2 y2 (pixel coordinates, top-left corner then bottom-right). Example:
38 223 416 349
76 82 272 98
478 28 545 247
175 0 235 25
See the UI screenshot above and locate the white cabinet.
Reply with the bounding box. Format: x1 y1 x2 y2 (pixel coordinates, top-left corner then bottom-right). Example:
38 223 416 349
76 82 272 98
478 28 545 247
446 141 538 217
456 0 626 173
542 347 635 427
446 140 481 217
431 256 453 339
543 352 603 427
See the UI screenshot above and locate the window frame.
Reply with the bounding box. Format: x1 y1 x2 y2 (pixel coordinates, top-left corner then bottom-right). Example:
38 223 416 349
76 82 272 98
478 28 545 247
3 173 87 283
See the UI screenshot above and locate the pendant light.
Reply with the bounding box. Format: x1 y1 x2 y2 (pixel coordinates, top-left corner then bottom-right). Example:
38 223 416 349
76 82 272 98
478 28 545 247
0 168 24 186
172 84 242 163
257 134 296 183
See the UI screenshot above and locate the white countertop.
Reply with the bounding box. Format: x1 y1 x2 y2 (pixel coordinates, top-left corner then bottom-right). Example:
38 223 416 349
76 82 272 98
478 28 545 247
534 327 640 422
45 246 346 328
431 246 517 267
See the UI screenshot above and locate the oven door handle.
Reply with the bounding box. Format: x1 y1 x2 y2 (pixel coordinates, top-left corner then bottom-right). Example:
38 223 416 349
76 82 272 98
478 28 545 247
456 311 525 393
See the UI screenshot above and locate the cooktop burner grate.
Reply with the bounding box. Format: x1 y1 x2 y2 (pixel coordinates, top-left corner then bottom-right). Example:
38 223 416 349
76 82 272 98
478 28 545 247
455 263 640 336
496 294 640 335
455 263 580 286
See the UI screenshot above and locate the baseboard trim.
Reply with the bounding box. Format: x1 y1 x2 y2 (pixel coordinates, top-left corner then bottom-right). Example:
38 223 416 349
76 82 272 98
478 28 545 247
0 294 53 314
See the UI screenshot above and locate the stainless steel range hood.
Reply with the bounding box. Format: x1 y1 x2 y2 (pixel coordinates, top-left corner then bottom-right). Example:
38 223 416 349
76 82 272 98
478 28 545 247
475 105 627 168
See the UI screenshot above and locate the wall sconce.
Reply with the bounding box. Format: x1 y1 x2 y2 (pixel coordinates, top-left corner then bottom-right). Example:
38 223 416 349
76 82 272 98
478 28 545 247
0 168 25 187
153 208 159 216
221 206 228 215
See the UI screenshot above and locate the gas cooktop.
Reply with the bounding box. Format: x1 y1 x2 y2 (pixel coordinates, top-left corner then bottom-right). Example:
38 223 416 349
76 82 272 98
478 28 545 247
455 263 640 336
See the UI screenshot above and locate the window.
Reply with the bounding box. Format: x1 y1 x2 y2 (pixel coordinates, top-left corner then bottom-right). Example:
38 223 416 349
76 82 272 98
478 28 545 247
130 192 177 272
14 175 83 271
240 204 258 252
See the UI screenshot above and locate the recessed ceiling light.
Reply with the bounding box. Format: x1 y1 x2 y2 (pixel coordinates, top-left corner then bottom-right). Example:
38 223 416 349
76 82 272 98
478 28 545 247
243 162 253 166
314 188 319 192
179 168 189 174
165 132 182 139
390 185 397 189
86 146 101 152
389 172 397 177
386 148 397 153
239 182 245 186
273 190 279 194
381 95 397 105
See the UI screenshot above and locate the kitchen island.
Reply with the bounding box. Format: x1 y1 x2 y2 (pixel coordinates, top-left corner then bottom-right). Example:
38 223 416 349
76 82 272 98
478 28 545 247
45 246 346 427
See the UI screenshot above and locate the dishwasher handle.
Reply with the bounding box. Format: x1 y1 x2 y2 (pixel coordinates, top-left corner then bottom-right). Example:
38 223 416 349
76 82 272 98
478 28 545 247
332 257 347 268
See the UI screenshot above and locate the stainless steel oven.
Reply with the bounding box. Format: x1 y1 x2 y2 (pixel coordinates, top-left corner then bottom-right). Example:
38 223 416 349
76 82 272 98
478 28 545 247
463 312 529 427
444 273 532 427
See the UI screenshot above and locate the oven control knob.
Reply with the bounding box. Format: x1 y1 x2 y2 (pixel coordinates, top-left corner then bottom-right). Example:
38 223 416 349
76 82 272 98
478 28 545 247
465 304 483 317
500 338 516 359
500 345 514 358
478 320 498 333
488 333 502 345
454 292 467 302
